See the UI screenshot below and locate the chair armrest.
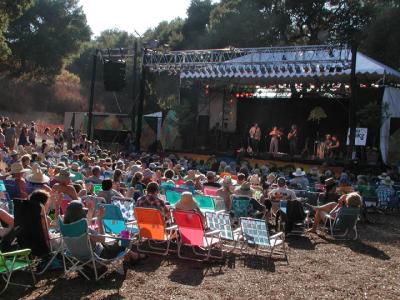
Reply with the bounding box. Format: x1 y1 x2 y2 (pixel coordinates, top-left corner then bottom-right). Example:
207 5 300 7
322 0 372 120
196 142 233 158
270 232 284 239
205 229 221 236
166 225 178 231
2 249 31 257
215 210 226 214
126 220 137 225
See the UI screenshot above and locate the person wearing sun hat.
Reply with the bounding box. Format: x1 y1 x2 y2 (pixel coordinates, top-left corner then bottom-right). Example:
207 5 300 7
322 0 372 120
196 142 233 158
7 162 29 198
26 164 52 194
70 162 84 182
217 176 234 209
376 176 396 207
175 191 205 224
289 168 309 190
52 168 78 200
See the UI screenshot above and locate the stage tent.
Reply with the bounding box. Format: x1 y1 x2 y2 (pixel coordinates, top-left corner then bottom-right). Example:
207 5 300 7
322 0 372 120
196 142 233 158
144 45 400 163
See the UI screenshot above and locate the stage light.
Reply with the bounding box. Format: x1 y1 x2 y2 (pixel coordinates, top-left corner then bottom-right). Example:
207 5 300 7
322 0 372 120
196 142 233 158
235 93 240 98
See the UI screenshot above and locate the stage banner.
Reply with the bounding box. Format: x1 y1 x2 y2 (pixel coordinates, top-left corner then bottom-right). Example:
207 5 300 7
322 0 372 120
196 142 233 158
346 128 368 146
388 118 400 165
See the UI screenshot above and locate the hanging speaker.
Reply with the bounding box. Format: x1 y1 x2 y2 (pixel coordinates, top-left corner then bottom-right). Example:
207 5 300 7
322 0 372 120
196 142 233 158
103 59 126 91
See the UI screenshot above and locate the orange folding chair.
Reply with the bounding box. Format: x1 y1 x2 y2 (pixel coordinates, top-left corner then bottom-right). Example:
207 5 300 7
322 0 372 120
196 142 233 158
134 207 177 255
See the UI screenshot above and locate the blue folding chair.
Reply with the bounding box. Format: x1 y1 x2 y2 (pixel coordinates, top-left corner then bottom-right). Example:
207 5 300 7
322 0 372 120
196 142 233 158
324 207 360 240
102 204 138 235
206 212 242 251
165 190 181 207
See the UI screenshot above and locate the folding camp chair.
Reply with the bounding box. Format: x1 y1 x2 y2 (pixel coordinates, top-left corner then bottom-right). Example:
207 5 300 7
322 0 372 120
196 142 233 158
205 212 242 252
165 190 181 207
173 210 223 261
203 186 218 196
102 204 138 235
323 207 360 240
194 194 216 213
13 199 62 275
92 184 102 195
111 196 135 221
134 207 177 255
230 195 257 226
58 218 131 280
240 217 287 261
0 248 36 295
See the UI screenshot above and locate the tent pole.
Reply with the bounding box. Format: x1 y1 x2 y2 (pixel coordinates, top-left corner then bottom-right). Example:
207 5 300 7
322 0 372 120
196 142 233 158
87 49 98 140
347 42 358 160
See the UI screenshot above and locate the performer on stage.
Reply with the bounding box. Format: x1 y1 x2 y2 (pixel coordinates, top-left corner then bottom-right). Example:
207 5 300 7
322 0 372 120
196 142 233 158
288 124 298 156
248 123 261 153
329 135 340 158
269 126 282 154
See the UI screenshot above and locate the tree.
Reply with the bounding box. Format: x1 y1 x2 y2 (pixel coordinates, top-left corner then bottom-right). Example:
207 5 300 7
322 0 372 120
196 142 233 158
0 0 32 62
142 18 184 50
4 0 91 81
181 0 215 49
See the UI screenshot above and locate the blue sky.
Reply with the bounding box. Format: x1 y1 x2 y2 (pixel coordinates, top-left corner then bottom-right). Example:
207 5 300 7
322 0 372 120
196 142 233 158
79 0 193 37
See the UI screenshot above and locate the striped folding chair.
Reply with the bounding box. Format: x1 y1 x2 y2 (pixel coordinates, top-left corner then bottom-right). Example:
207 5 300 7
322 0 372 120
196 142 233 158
205 212 242 251
240 217 287 261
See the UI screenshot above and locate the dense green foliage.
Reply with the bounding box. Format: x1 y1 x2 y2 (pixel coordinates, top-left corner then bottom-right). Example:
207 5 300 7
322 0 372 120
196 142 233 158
1 0 400 115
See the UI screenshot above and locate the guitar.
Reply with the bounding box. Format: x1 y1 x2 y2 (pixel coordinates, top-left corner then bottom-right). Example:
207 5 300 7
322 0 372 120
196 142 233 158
288 129 297 140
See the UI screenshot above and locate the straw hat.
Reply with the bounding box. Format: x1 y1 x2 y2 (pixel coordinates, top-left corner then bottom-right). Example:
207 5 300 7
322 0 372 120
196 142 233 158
26 164 50 184
70 162 80 171
142 168 154 179
175 192 199 211
381 177 394 186
9 162 29 175
184 170 201 181
234 181 253 197
249 174 260 186
293 168 306 177
56 168 75 181
266 173 277 185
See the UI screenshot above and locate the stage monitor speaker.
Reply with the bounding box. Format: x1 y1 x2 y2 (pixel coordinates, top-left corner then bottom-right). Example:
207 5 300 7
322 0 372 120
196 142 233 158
103 59 126 91
93 129 128 144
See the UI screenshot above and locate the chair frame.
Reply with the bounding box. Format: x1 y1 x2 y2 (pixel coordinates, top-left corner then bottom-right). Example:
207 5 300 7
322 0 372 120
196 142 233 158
134 207 177 256
0 249 36 295
59 218 132 281
323 208 360 240
240 217 287 262
173 210 223 262
205 211 242 252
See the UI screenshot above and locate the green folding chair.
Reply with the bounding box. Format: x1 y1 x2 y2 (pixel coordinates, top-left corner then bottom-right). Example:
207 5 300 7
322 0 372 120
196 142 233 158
194 194 215 213
0 249 36 295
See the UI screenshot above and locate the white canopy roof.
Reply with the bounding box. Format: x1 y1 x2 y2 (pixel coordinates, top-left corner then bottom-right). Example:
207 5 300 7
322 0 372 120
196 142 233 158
180 47 400 82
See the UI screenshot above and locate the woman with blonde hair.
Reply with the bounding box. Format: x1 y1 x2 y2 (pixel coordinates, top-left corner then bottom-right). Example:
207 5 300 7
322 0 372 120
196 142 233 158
307 192 362 233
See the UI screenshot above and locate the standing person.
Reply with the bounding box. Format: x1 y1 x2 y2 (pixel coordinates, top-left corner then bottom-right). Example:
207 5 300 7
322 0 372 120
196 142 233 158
53 128 60 146
329 135 340 159
269 126 282 154
0 128 5 148
66 127 74 150
288 124 298 156
5 123 17 150
248 123 261 153
18 126 29 146
28 126 36 146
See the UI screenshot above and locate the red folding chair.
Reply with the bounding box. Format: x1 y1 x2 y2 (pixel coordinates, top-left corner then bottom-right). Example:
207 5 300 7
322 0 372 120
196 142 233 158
172 210 223 261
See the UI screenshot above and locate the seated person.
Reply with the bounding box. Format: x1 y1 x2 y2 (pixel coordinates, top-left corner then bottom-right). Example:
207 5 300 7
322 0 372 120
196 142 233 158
375 177 396 207
319 177 341 205
63 200 144 263
268 177 297 214
336 173 354 195
290 168 309 190
175 192 205 225
52 168 78 200
356 175 376 198
232 181 266 218
203 171 221 188
216 176 234 210
85 166 103 184
70 162 84 182
6 162 29 199
97 179 123 204
136 182 170 221
0 208 14 238
307 192 362 233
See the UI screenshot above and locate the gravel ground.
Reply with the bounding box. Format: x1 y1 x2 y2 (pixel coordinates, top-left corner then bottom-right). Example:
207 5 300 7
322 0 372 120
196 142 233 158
5 214 400 300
